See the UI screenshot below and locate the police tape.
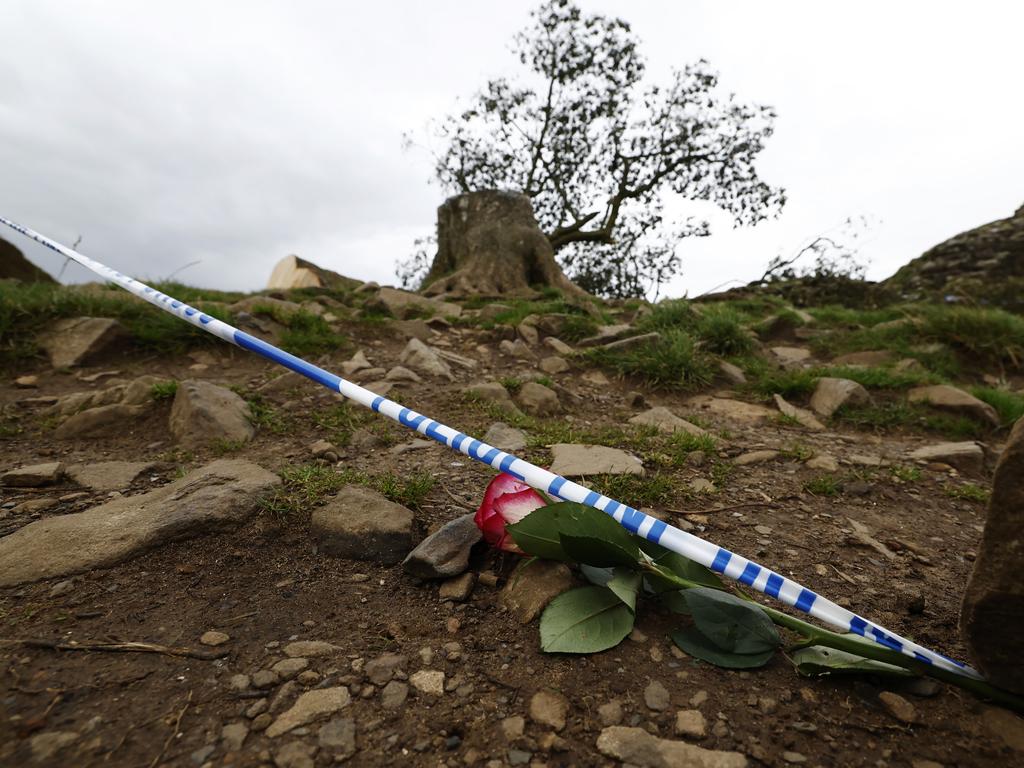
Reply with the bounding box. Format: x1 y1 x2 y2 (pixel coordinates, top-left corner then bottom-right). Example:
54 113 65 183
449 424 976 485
0 215 981 680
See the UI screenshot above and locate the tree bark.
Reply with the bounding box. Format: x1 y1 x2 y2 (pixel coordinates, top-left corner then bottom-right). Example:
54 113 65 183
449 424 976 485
422 190 587 298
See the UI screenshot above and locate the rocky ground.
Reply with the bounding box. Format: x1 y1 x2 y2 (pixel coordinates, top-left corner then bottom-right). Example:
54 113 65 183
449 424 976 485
1 284 1023 768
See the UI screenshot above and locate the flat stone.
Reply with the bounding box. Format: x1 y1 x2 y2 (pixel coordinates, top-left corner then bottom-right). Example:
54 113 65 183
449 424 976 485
283 640 341 658
439 572 475 602
0 459 279 587
170 379 255 447
579 324 633 347
687 395 774 423
543 337 574 355
14 374 39 388
516 382 561 416
380 680 409 709
311 485 414 565
272 741 316 768
272 657 309 680
718 360 747 385
832 350 895 366
499 338 536 360
774 394 826 431
65 461 155 492
961 416 1024 692
409 669 445 695
364 653 407 685
402 514 482 579
549 444 643 477
501 560 574 624
466 381 520 414
810 377 871 418
539 355 570 375
770 346 812 367
628 407 707 436
530 690 569 731
734 450 779 466
55 403 150 439
372 286 461 319
598 701 624 727
200 630 230 646
878 691 917 724
982 705 1024 751
266 686 351 737
483 422 528 452
601 331 661 351
596 726 748 768
318 716 356 758
644 680 671 711
42 316 128 368
252 670 280 689
805 454 839 472
1 462 63 487
385 365 422 383
399 337 453 380
675 709 707 739
908 441 985 473
909 384 1000 427
221 721 249 751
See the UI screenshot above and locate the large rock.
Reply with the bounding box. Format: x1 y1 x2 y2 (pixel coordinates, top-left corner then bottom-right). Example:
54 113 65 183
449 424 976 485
810 377 871 418
66 461 156 491
686 396 774 424
170 379 255 447
368 287 461 320
628 407 706 436
41 317 129 368
1 462 63 487
311 485 414 565
596 726 747 768
402 514 482 579
483 422 527 452
516 382 561 416
399 338 453 380
769 346 812 368
0 236 56 282
466 382 520 414
549 444 644 477
55 403 150 439
908 442 985 474
773 394 826 431
266 254 360 291
266 687 352 738
832 350 895 367
908 385 1000 427
0 460 280 586
961 417 1024 692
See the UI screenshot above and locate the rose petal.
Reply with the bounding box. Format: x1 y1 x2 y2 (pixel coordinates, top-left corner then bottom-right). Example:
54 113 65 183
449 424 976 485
492 487 548 527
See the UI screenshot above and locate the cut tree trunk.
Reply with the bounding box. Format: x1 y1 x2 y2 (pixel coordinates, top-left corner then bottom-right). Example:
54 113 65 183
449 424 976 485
422 190 587 298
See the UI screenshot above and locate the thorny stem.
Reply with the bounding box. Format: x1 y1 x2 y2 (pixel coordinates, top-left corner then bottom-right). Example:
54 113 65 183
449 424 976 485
641 562 1024 712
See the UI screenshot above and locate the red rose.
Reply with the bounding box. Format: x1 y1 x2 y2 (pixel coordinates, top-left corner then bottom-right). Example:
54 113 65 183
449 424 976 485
474 473 548 552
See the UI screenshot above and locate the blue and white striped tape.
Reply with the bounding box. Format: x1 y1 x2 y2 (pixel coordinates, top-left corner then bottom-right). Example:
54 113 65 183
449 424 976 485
0 215 981 680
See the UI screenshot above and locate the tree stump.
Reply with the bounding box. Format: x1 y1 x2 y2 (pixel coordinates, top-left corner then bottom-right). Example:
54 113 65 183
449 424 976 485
422 190 586 298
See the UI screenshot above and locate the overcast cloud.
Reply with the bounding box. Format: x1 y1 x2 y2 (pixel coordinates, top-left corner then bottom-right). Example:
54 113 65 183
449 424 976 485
2 1 1022 297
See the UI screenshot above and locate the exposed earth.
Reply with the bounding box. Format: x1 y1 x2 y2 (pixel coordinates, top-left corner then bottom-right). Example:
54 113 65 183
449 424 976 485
1 282 1023 768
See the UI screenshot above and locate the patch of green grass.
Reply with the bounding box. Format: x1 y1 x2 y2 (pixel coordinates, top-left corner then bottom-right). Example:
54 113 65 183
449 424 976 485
587 329 714 390
971 387 1024 427
945 483 990 503
150 380 179 401
890 465 922 482
746 363 938 402
279 311 348 357
918 306 1024 369
781 442 814 461
499 377 523 394
804 474 842 496
636 299 698 333
835 402 981 440
695 306 754 356
0 414 22 439
246 395 291 435
0 281 235 368
312 402 370 446
211 438 247 455
468 296 604 341
587 473 677 508
258 464 435 521
710 460 735 488
664 431 717 466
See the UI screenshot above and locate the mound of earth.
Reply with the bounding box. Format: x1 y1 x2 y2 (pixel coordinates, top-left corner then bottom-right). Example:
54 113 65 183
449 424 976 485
0 237 55 283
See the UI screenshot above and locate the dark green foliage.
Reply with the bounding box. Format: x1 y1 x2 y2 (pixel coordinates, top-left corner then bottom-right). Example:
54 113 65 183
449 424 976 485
588 329 714 389
971 387 1024 427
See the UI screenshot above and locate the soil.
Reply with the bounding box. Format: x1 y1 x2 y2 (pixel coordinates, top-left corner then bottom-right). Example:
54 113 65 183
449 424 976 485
0 321 1019 768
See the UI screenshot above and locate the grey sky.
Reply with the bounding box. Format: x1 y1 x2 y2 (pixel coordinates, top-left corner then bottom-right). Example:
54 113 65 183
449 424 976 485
2 1 1021 297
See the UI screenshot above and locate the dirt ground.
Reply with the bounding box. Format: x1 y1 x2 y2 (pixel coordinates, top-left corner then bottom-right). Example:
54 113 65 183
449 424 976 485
1 321 1021 768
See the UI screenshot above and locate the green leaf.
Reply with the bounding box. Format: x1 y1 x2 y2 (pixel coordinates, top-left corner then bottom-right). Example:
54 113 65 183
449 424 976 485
792 645 914 679
671 626 776 669
508 502 640 563
580 564 614 586
540 586 635 653
681 588 780 655
637 540 724 589
560 533 640 567
606 568 642 612
660 589 691 615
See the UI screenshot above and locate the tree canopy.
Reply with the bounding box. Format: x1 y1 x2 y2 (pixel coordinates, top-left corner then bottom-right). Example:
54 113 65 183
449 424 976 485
403 0 785 298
